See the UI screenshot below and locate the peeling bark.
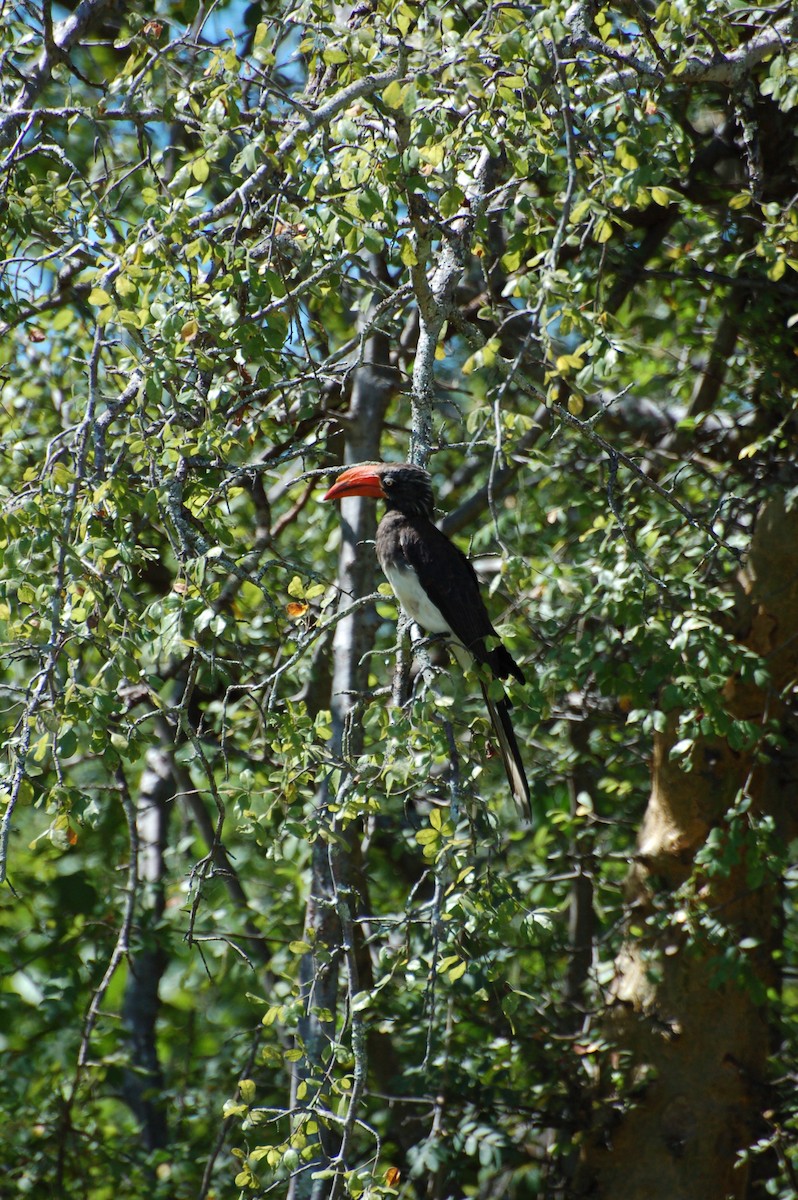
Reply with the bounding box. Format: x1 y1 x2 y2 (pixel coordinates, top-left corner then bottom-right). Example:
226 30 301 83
576 495 798 1199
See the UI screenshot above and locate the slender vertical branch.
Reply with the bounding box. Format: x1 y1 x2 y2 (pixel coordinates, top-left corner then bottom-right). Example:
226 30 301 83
327 847 367 1200
408 150 494 467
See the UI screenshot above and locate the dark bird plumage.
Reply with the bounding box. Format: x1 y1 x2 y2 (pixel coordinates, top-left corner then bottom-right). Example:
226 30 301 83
323 462 530 818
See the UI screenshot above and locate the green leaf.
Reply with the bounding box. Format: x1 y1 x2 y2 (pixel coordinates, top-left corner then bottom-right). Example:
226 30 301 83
439 186 465 218
289 940 312 954
51 463 74 487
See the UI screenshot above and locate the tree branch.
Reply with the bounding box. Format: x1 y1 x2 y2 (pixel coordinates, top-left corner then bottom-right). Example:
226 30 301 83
193 54 408 229
0 0 115 151
565 10 792 88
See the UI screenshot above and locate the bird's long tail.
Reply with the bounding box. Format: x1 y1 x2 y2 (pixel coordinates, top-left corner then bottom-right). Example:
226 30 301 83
480 682 531 821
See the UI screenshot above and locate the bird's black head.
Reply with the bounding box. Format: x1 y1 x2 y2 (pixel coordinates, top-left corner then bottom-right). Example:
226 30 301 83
323 462 435 519
379 464 435 518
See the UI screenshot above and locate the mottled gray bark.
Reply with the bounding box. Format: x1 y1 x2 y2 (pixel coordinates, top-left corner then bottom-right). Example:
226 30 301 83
290 326 394 1200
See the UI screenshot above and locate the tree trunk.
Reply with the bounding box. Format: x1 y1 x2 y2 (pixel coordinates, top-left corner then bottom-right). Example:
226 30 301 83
121 747 171 1152
290 319 395 1200
576 495 798 1199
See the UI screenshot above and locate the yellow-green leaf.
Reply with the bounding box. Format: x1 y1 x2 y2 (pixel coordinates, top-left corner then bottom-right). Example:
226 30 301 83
323 45 348 65
382 79 406 109
594 218 613 244
343 192 362 219
420 142 445 167
395 2 417 35
570 199 594 223
31 733 49 763
52 462 74 488
400 238 418 267
415 828 439 845
555 354 584 372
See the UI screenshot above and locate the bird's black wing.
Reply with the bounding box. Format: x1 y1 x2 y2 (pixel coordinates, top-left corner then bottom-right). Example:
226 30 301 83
386 513 524 683
378 512 530 818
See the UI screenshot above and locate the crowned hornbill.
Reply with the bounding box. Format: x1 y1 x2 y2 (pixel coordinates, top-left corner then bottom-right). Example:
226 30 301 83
323 462 530 817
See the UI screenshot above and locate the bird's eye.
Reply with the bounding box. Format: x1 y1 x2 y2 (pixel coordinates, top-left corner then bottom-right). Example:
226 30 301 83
383 476 393 489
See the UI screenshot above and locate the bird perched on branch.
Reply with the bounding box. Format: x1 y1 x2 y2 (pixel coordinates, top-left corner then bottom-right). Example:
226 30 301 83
323 461 530 818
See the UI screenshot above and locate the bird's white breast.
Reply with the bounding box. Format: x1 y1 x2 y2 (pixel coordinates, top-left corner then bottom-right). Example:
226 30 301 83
382 562 474 671
383 562 452 634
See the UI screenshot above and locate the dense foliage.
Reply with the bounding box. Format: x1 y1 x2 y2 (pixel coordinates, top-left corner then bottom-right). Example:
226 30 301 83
1 1 797 1197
